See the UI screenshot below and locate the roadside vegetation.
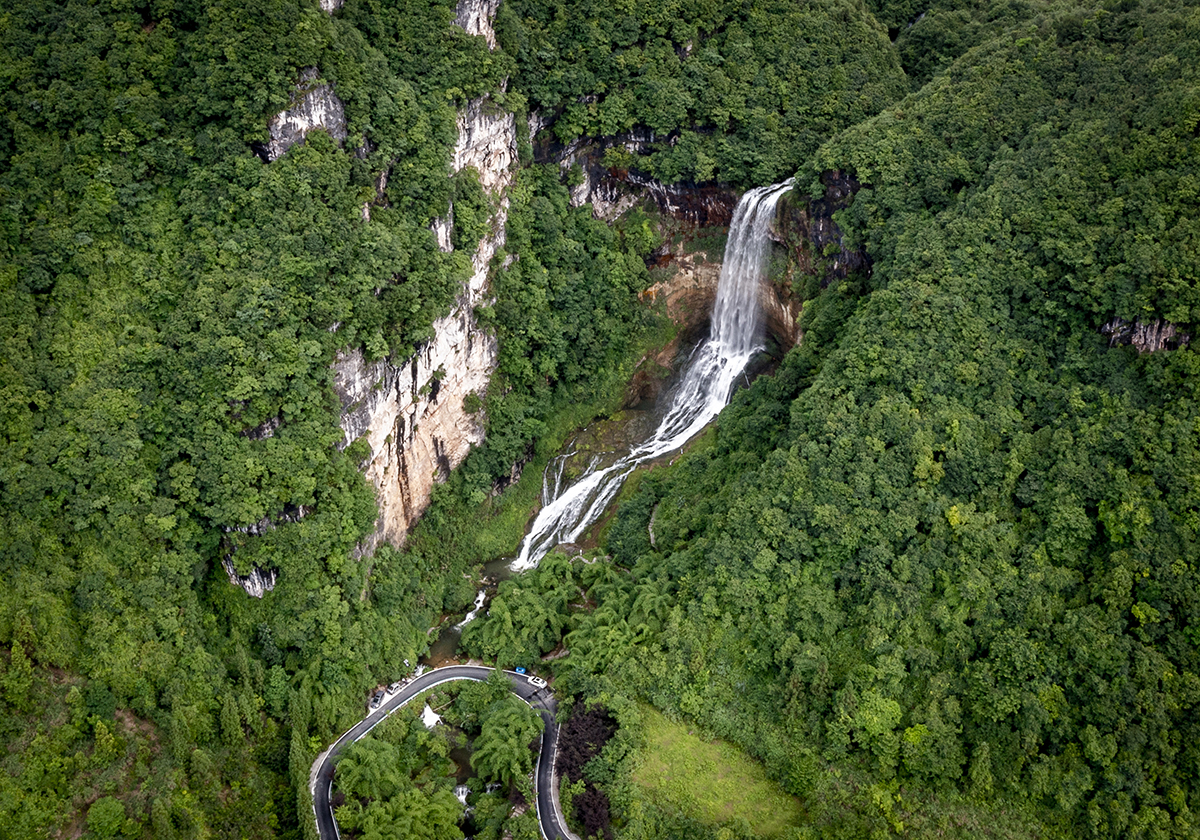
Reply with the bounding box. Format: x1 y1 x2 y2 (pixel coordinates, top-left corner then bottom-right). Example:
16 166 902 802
331 674 542 840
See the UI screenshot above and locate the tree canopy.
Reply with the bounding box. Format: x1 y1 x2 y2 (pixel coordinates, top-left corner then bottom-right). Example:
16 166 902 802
4 0 1200 838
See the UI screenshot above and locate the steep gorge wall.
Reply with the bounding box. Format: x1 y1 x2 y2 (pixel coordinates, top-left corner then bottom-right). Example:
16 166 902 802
223 0 514 595
534 128 806 354
332 0 516 557
233 0 836 584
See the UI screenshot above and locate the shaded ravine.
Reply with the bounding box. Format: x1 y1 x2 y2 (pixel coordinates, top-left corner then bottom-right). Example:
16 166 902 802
512 179 795 570
309 665 576 840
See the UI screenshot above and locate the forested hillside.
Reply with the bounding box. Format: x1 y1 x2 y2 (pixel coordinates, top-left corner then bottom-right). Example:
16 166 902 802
555 1 1200 836
2 0 1199 838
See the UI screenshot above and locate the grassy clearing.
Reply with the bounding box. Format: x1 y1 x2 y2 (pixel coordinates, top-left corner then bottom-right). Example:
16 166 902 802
631 705 803 837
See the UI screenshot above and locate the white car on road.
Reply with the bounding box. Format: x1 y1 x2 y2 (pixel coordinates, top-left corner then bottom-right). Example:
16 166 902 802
526 675 547 689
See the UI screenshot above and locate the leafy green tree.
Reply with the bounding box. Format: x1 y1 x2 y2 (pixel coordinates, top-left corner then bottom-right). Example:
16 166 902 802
1 642 34 712
85 797 125 840
472 695 544 789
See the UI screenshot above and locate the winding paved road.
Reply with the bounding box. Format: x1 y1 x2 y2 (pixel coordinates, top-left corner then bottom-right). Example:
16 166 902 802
309 665 577 840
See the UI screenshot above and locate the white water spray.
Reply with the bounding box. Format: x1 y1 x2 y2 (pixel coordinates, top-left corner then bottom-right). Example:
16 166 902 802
454 589 487 630
511 179 794 570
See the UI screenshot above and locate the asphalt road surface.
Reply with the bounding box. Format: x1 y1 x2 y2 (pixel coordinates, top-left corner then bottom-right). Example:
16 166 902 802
309 665 576 840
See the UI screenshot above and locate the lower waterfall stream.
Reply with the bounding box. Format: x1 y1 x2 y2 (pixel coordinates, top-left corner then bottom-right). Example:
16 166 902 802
511 178 795 571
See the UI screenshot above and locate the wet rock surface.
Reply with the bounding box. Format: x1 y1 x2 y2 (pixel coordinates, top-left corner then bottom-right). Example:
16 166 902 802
532 127 738 225
776 169 870 289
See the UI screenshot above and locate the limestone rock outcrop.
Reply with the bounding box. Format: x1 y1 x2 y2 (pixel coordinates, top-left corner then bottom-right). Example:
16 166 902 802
222 563 278 599
1102 317 1190 353
639 252 722 345
776 170 870 289
454 0 502 49
221 505 311 597
759 275 804 350
532 125 739 225
333 313 498 555
259 68 347 163
454 98 517 194
336 0 516 556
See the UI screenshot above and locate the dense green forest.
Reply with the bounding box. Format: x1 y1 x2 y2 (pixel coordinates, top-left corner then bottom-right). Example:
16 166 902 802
3 0 1200 838
489 2 1200 838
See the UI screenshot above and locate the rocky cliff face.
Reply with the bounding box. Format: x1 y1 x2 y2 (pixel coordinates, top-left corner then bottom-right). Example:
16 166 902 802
1101 317 1191 353
334 3 516 557
758 270 805 349
532 126 739 225
640 252 722 344
333 315 498 556
455 0 502 49
776 170 870 288
225 0 513 592
257 68 347 163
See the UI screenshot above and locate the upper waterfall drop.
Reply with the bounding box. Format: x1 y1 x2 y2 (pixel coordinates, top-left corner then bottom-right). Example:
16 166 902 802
511 178 795 570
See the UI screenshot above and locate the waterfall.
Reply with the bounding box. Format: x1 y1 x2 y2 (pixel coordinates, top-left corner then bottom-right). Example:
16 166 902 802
511 178 794 570
454 589 488 630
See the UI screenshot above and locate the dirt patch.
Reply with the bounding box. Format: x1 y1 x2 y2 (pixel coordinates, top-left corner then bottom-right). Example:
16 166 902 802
114 709 158 744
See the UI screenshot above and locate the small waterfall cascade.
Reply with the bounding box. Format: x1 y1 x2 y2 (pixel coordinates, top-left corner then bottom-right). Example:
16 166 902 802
454 589 488 630
510 178 794 570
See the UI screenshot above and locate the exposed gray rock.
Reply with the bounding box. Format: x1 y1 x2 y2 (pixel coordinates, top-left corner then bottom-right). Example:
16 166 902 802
221 561 278 599
775 170 870 289
337 0 516 554
454 0 502 49
319 0 343 13
262 68 347 163
222 505 311 597
432 214 454 253
332 287 500 556
532 126 738 225
454 99 517 194
1102 317 1190 353
241 416 280 441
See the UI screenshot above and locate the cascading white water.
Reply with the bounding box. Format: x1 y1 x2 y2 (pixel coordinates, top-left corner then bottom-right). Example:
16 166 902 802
454 589 487 630
511 178 795 570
